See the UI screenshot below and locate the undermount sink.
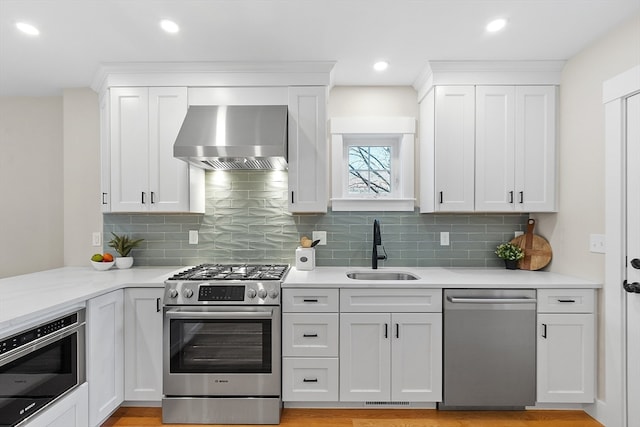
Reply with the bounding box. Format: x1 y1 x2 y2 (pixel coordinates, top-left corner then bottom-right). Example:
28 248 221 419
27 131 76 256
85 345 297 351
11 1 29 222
346 271 419 281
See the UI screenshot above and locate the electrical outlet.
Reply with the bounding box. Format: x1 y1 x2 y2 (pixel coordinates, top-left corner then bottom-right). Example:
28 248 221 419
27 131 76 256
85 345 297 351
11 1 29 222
514 231 524 238
92 232 101 247
312 231 327 245
189 230 199 245
589 234 605 253
440 231 450 246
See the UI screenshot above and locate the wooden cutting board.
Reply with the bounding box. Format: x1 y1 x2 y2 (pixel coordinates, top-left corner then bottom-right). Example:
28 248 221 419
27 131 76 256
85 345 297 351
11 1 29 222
510 219 552 270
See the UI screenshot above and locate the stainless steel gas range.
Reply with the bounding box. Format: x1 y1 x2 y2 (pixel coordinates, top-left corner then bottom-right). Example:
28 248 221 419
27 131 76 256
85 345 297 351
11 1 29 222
162 264 289 425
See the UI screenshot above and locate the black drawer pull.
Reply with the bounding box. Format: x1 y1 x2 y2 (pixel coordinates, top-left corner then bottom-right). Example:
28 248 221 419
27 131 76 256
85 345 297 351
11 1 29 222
557 299 576 303
303 299 319 303
542 323 547 339
303 378 318 383
303 333 318 338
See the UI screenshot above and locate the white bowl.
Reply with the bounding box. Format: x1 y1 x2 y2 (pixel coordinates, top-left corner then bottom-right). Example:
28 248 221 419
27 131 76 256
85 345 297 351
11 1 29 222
91 260 115 271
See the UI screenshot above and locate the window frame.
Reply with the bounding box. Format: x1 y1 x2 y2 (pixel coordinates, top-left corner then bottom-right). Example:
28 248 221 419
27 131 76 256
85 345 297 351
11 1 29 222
330 117 415 212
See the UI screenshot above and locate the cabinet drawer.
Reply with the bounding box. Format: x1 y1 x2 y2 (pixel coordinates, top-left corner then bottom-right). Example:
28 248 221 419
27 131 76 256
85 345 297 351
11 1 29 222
282 313 338 357
282 358 339 402
537 289 595 313
283 289 339 312
340 288 442 313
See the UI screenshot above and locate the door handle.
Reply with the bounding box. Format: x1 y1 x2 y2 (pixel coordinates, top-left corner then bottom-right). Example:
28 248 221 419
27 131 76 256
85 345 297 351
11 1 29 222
623 280 640 293
631 258 640 269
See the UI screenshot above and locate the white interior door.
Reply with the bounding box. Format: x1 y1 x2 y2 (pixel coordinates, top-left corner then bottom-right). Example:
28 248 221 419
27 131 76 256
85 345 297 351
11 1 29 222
626 92 640 427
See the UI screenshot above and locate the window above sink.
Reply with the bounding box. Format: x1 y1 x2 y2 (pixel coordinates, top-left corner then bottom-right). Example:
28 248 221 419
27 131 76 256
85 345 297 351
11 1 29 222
330 117 416 211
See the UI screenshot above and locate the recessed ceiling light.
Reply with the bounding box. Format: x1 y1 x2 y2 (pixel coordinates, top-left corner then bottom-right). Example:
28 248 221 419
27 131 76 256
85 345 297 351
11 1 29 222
486 18 507 33
16 22 40 36
160 19 179 33
373 61 389 72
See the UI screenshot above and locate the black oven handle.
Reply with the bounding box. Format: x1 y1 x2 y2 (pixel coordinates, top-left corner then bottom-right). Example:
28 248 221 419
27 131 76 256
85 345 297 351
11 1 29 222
165 309 274 320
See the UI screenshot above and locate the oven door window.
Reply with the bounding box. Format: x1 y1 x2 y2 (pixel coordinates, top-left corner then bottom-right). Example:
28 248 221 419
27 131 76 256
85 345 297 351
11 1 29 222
170 319 272 374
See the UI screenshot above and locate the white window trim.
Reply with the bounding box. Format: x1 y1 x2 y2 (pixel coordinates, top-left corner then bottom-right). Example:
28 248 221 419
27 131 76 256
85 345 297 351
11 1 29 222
330 117 415 211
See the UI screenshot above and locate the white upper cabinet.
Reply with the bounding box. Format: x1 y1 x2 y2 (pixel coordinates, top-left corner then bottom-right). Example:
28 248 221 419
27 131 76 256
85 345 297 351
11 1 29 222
420 86 476 212
476 85 556 212
106 87 204 213
288 86 328 213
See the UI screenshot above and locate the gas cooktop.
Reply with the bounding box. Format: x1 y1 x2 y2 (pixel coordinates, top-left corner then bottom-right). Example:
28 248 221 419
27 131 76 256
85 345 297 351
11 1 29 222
167 264 290 282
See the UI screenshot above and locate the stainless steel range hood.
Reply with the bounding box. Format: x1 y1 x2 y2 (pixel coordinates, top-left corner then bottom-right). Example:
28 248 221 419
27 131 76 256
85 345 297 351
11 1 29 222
173 105 288 170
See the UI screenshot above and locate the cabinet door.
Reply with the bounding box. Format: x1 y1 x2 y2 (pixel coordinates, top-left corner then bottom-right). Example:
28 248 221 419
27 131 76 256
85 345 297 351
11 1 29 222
148 87 189 212
26 383 88 427
100 94 111 212
124 288 164 402
391 313 442 402
537 313 595 403
288 86 328 213
109 87 149 212
340 313 390 401
515 86 557 212
87 290 124 427
434 86 475 212
475 86 516 211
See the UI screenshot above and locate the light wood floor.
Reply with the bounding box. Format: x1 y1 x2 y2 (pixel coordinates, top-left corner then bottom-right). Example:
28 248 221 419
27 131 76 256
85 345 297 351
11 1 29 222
103 407 604 427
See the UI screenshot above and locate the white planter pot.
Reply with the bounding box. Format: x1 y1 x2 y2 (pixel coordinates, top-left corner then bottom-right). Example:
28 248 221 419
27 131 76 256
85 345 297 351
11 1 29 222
115 257 134 269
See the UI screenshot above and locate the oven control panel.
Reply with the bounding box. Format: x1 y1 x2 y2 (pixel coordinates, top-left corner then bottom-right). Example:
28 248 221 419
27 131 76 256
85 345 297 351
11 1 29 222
164 282 280 305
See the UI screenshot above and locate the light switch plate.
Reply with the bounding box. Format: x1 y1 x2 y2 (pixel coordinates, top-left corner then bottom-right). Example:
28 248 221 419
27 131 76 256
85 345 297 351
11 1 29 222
189 230 199 245
589 234 605 253
440 231 450 246
92 232 101 247
312 231 327 245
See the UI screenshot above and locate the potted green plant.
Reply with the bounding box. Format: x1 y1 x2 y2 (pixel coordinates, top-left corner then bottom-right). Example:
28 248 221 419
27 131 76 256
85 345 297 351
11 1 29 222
495 242 525 269
108 232 144 269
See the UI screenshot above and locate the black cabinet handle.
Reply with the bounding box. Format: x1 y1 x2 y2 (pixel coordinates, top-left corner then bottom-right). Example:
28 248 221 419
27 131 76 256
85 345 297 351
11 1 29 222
303 333 318 338
156 298 161 313
141 192 146 204
303 299 318 303
439 191 443 204
623 280 640 293
102 192 108 205
303 378 318 383
384 323 388 339
509 191 514 204
557 299 576 303
542 323 547 339
395 323 399 338
151 191 155 204
519 191 524 203
291 191 295 204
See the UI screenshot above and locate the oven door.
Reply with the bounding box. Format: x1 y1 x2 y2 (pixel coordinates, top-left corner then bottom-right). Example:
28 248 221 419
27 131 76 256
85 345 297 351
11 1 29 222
163 305 280 397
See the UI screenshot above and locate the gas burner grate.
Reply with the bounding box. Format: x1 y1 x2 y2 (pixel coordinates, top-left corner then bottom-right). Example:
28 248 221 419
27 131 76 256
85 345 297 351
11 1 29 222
168 264 289 281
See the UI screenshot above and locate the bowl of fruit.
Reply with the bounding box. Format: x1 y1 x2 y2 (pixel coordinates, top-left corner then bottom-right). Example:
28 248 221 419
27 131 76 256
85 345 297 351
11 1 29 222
90 253 115 271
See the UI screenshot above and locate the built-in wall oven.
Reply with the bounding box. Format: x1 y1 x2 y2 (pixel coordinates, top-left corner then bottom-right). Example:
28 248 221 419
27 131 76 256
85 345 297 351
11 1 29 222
162 264 288 425
0 308 85 427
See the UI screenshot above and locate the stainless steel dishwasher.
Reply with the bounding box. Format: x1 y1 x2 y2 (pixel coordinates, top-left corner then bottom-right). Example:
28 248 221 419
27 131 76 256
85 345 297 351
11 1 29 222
440 289 537 410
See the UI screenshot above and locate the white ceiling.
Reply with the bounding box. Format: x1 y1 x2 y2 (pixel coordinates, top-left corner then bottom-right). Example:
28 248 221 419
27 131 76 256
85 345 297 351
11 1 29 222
0 0 638 96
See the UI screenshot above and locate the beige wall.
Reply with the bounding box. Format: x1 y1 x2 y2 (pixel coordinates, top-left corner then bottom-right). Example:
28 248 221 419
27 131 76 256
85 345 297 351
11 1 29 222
63 88 102 266
0 97 64 278
328 86 418 118
536 12 640 281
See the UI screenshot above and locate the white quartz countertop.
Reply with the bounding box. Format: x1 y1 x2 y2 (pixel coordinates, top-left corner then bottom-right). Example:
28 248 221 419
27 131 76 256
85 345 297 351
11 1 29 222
283 266 601 289
0 266 183 332
1 265 600 334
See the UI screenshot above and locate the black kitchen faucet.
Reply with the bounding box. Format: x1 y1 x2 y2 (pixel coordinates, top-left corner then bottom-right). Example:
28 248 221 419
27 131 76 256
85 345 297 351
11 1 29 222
372 219 387 269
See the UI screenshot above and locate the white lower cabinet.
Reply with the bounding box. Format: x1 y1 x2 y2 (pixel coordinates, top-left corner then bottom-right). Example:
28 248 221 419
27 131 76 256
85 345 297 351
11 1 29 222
124 288 164 402
340 312 442 402
282 289 339 402
536 289 595 403
25 383 88 427
86 290 124 427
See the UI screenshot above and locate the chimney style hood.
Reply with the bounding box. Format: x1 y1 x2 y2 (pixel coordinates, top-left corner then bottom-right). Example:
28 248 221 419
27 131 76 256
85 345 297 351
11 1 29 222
173 105 288 170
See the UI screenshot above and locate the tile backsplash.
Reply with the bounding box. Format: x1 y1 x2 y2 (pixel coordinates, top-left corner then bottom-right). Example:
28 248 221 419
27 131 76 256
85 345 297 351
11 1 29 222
104 171 528 268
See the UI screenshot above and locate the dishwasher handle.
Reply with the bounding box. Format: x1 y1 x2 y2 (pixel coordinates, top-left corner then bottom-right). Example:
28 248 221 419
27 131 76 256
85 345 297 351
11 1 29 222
446 296 537 304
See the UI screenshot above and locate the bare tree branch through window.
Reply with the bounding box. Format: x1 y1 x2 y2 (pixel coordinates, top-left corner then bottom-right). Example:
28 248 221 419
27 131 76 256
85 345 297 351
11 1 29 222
348 146 391 194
